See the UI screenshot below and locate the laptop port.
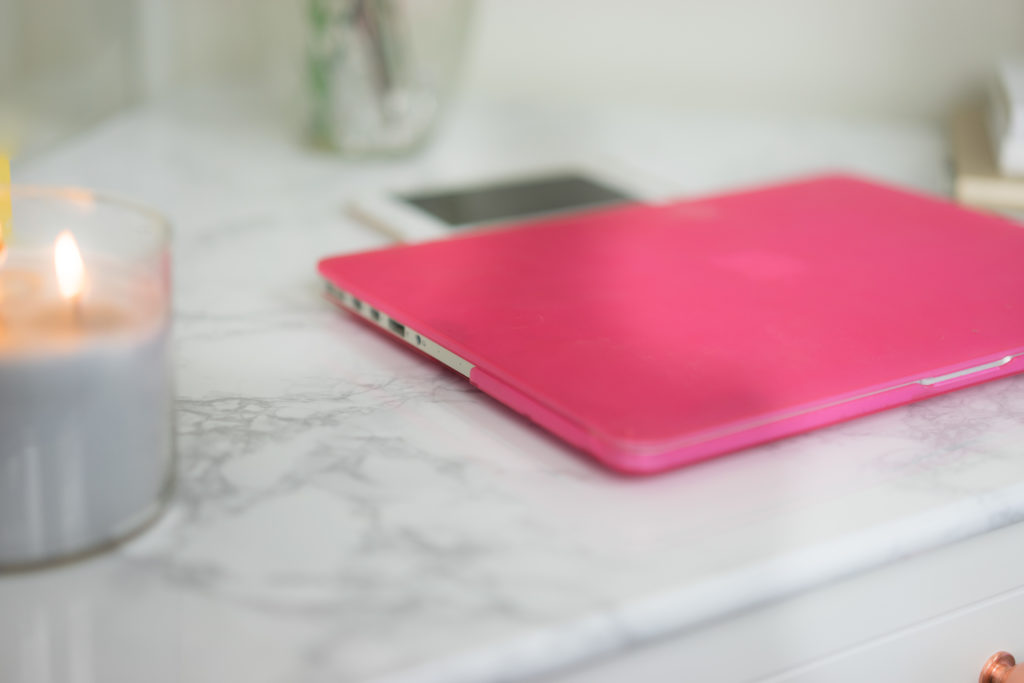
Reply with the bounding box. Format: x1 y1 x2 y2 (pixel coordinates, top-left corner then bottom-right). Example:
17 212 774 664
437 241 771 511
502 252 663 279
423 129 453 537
351 298 363 311
370 309 381 322
388 320 406 336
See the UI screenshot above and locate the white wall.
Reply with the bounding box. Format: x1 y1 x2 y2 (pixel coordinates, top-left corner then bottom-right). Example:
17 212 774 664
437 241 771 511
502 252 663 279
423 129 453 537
0 0 138 155
136 0 302 95
459 0 1024 120
140 0 1024 120
135 0 1024 120
6 0 1024 142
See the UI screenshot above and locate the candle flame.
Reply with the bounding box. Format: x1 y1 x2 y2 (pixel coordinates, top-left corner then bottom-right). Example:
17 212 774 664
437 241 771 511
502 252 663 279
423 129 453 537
54 230 85 300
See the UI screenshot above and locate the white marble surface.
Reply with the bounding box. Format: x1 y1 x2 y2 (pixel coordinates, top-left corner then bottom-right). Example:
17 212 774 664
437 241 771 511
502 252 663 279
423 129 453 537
2 91 1024 683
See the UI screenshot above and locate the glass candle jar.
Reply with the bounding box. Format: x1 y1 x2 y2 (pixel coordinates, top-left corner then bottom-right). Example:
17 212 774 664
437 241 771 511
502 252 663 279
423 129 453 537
0 187 174 570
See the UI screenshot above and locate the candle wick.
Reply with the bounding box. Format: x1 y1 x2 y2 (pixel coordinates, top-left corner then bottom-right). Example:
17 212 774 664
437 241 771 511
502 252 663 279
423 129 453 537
71 295 84 328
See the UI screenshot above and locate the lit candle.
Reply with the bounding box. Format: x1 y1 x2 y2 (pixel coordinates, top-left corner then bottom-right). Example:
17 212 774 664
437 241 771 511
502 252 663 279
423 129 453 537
0 187 173 570
54 230 84 295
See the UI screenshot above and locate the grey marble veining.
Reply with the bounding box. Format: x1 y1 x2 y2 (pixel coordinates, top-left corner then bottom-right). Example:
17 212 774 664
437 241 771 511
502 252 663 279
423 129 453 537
2 91 1022 683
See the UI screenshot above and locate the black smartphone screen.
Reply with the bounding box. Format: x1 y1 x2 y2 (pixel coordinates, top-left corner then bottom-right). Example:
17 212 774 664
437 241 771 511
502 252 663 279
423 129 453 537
400 174 633 228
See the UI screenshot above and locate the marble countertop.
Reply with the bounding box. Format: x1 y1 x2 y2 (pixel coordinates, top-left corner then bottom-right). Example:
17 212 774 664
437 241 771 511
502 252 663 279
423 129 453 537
3 92 1024 683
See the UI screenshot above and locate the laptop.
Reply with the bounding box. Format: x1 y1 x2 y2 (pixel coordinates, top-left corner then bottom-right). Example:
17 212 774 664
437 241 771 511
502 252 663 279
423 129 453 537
318 175 1024 474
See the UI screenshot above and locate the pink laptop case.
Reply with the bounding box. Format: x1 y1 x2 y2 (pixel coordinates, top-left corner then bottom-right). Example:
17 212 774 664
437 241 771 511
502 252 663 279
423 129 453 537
319 176 1024 474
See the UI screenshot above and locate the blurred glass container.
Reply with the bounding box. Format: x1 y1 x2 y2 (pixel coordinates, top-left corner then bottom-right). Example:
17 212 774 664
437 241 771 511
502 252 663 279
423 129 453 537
0 187 174 570
307 0 474 157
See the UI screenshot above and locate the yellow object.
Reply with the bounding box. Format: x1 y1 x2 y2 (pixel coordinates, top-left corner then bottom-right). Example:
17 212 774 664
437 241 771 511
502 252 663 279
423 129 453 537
1 155 10 246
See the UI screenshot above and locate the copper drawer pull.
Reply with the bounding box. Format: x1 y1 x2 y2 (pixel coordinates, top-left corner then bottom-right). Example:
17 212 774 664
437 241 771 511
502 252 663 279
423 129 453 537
981 652 1024 683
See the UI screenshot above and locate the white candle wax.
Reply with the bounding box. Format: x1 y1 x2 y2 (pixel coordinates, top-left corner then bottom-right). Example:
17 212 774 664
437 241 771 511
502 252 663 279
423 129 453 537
0 247 173 569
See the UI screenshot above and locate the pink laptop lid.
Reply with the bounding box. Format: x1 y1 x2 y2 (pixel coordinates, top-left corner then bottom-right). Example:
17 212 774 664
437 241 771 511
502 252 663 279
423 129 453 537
319 176 1024 474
